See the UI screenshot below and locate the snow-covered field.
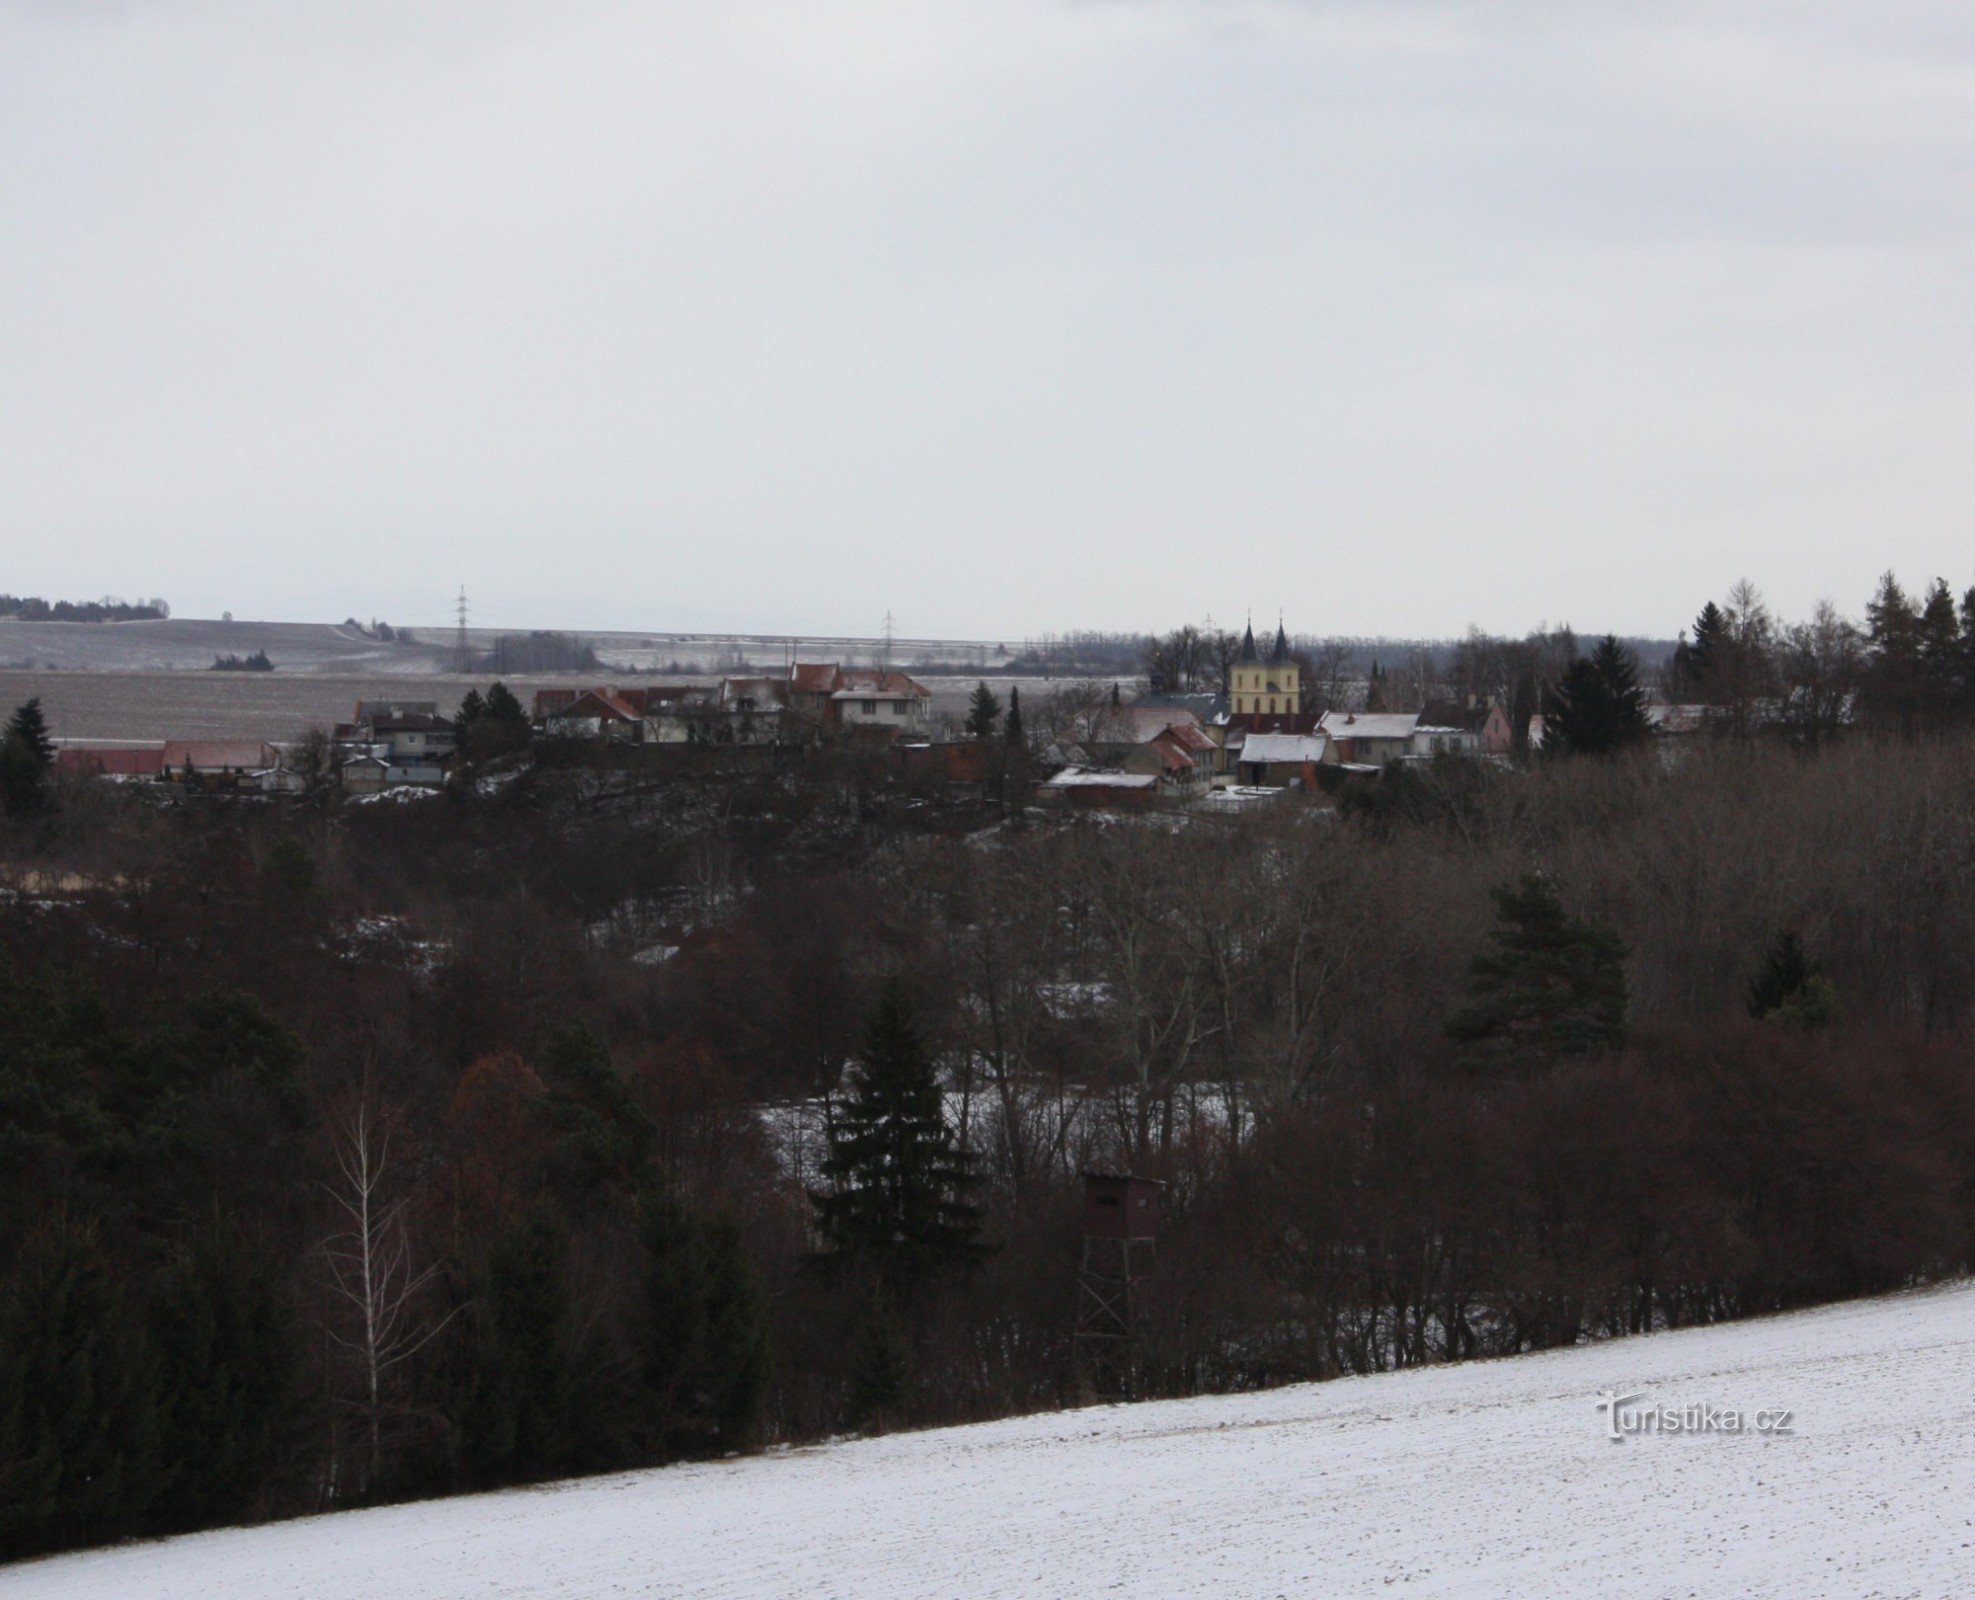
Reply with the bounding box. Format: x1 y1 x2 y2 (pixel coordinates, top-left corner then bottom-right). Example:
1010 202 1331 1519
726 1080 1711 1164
11 1282 1973 1599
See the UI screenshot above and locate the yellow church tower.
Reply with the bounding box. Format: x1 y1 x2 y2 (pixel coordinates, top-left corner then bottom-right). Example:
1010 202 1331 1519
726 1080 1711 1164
1230 617 1300 716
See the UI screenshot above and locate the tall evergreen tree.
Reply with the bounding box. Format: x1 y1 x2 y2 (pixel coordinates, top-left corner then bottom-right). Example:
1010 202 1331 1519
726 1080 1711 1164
1004 686 1023 745
534 1023 655 1201
1 698 56 818
1863 571 1924 733
964 682 1001 740
813 982 982 1288
458 1210 573 1487
1669 600 1730 702
638 1195 768 1459
1446 874 1630 1073
0 1216 161 1559
148 1225 307 1532
1745 931 1838 1029
1917 578 1963 718
1542 636 1650 757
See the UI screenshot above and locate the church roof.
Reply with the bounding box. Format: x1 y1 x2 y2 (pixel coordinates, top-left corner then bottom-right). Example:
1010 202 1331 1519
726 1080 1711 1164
1237 622 1259 663
1270 622 1290 663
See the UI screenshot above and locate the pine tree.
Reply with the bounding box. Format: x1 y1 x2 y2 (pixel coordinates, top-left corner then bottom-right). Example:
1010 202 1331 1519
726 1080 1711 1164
964 682 1001 740
1917 578 1962 719
5 699 54 767
1745 931 1838 1029
1 698 55 818
1671 601 1730 702
148 1225 306 1532
535 1022 655 1200
1863 572 1924 734
1542 636 1650 757
1446 874 1629 1073
455 688 485 739
1004 686 1023 745
696 1215 768 1451
460 681 531 760
813 982 982 1288
0 1215 161 1559
459 1210 573 1487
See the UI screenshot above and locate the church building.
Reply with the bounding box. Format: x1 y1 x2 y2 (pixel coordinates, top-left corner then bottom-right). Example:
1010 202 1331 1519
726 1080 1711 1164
1230 620 1300 717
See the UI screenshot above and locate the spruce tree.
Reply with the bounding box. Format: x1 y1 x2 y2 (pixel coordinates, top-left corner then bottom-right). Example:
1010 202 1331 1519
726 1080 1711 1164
0 698 55 818
813 982 982 1288
1542 636 1650 757
640 1193 766 1459
1004 686 1023 745
1863 572 1924 733
5 699 54 768
0 1215 161 1559
459 1210 572 1487
1746 931 1838 1029
1917 578 1963 719
964 682 1001 740
1674 600 1730 702
148 1225 306 1532
1446 874 1630 1073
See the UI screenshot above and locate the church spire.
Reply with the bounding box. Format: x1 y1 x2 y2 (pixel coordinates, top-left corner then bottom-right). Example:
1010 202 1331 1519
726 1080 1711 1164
1270 613 1290 663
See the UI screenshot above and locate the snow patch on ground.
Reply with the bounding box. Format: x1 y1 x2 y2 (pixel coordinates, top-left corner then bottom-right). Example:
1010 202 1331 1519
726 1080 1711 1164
11 1282 1975 1598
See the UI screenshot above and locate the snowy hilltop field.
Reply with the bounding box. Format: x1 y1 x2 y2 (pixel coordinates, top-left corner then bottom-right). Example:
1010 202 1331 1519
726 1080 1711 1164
10 1282 1973 1600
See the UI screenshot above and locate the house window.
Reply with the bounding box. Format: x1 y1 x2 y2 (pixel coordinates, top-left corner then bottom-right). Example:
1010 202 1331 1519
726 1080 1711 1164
861 699 877 714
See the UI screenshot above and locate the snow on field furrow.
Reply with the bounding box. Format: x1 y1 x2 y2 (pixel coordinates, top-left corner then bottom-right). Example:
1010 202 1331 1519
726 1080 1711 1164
9 1283 1975 1600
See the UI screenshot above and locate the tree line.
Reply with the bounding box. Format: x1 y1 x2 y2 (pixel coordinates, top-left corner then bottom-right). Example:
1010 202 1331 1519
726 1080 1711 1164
6 604 1975 1555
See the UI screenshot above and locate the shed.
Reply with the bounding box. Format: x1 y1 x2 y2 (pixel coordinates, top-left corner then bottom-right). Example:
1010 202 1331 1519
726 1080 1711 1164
1081 1171 1164 1241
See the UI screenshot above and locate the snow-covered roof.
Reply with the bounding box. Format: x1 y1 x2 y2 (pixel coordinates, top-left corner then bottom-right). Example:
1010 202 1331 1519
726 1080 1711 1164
1239 732 1326 764
1045 768 1158 790
1319 711 1419 741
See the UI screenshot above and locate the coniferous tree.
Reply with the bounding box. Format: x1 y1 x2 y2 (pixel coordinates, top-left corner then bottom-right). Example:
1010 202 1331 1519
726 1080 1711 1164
148 1225 307 1532
0 1216 160 1559
454 688 486 741
1446 874 1629 1073
460 681 531 760
1 698 56 818
638 1193 766 1459
1542 636 1650 757
459 1210 573 1487
1669 601 1730 702
535 1023 655 1201
1863 572 1924 734
813 982 982 1288
1004 686 1023 745
964 682 1001 740
1917 578 1962 719
1745 931 1838 1029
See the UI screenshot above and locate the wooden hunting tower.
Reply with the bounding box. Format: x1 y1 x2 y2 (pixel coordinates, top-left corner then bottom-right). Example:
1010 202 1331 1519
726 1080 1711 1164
1075 1170 1164 1400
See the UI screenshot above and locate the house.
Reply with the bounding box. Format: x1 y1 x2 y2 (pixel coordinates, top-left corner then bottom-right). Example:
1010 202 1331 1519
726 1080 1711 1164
1234 731 1327 788
717 677 793 743
366 711 456 764
1317 712 1419 768
788 662 842 727
1041 768 1160 809
1414 691 1501 754
538 687 648 742
830 670 932 735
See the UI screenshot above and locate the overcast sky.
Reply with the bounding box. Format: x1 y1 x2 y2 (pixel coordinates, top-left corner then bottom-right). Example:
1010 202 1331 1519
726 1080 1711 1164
4 1 1973 640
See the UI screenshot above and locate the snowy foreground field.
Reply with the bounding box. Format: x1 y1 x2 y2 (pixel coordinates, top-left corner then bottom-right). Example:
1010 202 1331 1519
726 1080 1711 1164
12 1283 1975 1600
